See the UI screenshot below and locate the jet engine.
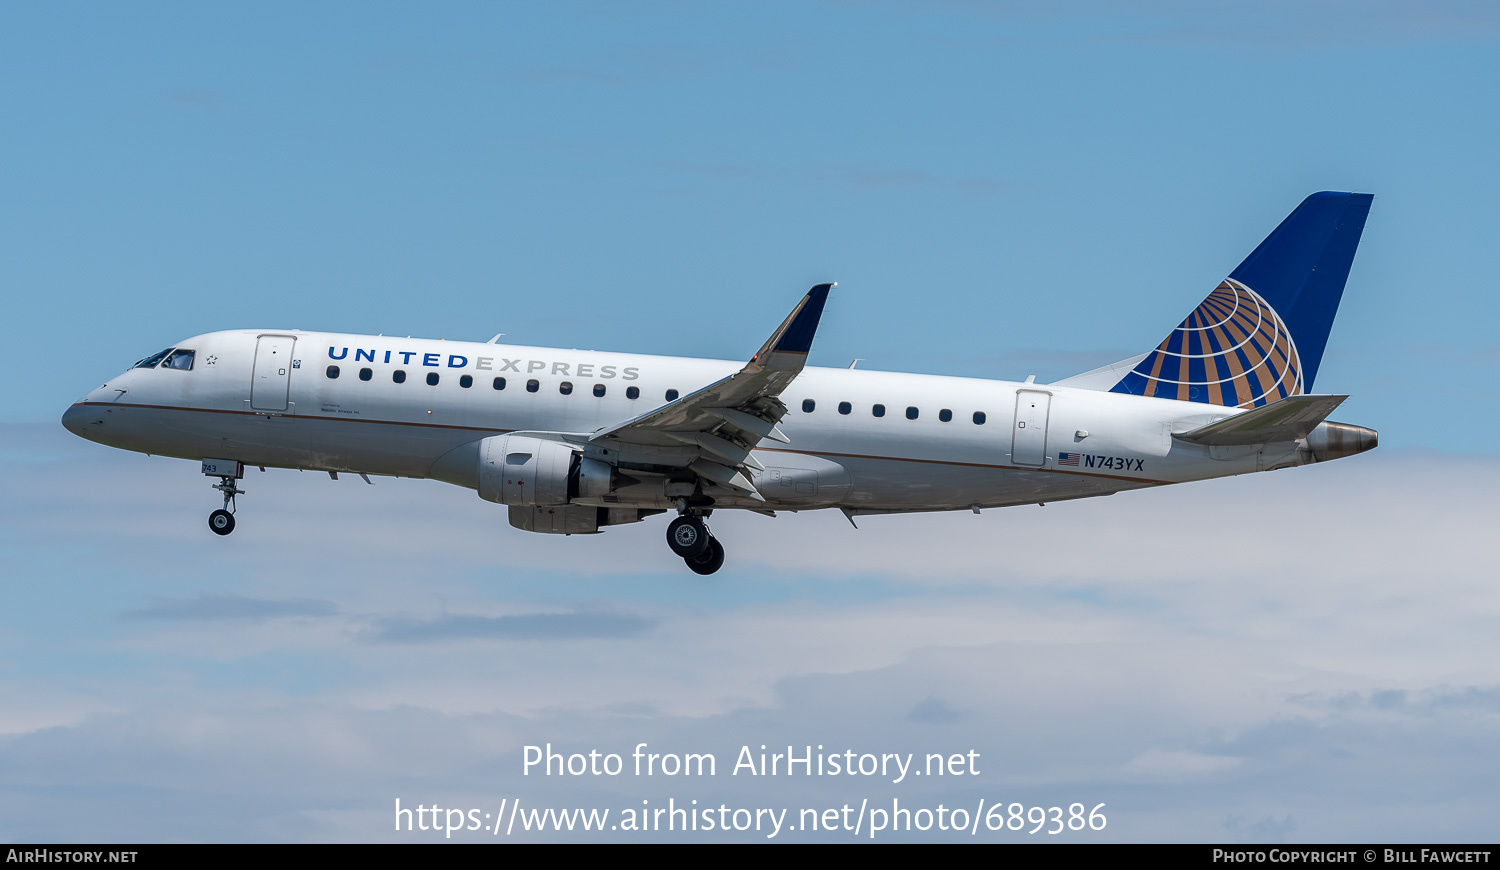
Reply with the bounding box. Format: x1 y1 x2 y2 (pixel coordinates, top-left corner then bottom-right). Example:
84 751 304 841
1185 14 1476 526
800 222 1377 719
476 434 612 506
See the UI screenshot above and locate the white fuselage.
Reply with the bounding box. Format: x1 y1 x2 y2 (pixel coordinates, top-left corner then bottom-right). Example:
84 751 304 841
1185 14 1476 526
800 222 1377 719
63 329 1315 515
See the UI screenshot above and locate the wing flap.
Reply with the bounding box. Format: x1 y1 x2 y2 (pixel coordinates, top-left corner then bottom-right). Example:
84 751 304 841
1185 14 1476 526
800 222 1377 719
708 407 790 443
689 458 761 497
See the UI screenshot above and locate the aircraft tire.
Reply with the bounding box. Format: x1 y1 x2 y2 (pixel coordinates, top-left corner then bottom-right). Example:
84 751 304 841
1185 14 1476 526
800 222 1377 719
685 537 725 575
209 509 236 536
666 516 710 558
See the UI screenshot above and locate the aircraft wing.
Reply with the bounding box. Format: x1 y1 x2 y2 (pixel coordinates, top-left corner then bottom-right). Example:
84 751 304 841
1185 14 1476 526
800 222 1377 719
589 283 834 497
1172 394 1348 446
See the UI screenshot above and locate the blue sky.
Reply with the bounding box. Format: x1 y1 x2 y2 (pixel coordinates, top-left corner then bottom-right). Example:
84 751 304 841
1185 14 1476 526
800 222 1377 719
3 1 1499 843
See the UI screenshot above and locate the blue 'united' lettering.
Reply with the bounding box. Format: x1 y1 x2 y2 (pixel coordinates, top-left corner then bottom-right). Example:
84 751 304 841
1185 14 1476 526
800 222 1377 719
324 346 644 381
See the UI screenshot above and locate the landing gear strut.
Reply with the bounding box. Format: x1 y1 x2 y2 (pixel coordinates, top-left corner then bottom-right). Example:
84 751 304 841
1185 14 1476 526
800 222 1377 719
666 513 725 575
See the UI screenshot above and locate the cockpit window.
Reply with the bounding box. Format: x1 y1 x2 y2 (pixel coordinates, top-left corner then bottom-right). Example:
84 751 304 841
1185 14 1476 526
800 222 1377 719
162 349 195 370
133 348 174 369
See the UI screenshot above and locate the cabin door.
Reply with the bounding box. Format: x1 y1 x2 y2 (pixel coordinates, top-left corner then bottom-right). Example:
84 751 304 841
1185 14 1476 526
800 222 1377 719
250 335 297 412
1012 390 1051 467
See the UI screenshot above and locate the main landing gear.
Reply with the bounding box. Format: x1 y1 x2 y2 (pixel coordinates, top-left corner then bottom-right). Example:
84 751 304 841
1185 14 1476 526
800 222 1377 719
666 514 725 575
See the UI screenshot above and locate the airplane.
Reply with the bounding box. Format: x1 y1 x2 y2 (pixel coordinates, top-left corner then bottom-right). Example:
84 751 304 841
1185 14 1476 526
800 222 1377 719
62 192 1378 575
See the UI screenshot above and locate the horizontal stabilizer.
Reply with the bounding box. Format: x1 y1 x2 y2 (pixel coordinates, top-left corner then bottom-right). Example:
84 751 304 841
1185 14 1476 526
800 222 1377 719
1173 394 1347 446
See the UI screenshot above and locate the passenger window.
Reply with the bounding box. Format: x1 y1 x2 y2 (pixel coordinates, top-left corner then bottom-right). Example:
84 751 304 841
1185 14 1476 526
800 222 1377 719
163 349 195 370
133 348 174 369
973 411 986 425
359 368 372 381
593 384 606 397
626 386 640 400
872 404 886 418
666 389 679 401
426 372 440 386
393 370 407 384
802 399 816 413
559 381 573 395
838 402 851 415
939 409 952 422
493 377 506 390
526 379 539 393
326 365 340 379
460 375 473 389
906 406 919 420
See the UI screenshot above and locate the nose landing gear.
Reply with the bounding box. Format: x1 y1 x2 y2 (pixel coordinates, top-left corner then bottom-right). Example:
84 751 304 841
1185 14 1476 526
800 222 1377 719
208 476 243 536
202 458 244 537
666 513 725 575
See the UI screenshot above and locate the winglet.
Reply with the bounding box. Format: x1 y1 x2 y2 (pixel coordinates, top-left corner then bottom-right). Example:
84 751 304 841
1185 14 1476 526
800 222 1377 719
752 283 834 370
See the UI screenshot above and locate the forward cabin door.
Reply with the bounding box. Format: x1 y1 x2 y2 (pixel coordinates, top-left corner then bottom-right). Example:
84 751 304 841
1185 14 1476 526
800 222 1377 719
250 335 297 412
1012 390 1051 467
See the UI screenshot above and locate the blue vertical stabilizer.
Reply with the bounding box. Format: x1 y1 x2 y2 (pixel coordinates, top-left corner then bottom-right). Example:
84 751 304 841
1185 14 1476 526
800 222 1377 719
1109 192 1372 407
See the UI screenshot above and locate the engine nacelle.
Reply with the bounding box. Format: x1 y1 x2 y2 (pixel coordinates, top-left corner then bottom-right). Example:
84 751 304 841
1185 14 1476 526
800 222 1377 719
477 434 613 506
508 505 660 535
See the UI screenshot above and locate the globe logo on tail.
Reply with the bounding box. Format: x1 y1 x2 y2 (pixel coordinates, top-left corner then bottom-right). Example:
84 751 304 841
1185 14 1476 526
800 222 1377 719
1128 278 1303 408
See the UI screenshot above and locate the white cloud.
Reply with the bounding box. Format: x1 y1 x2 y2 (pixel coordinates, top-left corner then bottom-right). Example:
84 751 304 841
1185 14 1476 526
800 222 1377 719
2 425 1498 841
1122 749 1245 780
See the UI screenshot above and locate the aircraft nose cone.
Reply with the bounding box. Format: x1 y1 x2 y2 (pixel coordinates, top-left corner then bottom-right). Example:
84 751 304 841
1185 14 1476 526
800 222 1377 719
61 403 96 438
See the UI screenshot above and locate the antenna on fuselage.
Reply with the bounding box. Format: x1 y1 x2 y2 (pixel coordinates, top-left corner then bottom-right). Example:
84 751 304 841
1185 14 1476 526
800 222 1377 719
487 333 505 344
